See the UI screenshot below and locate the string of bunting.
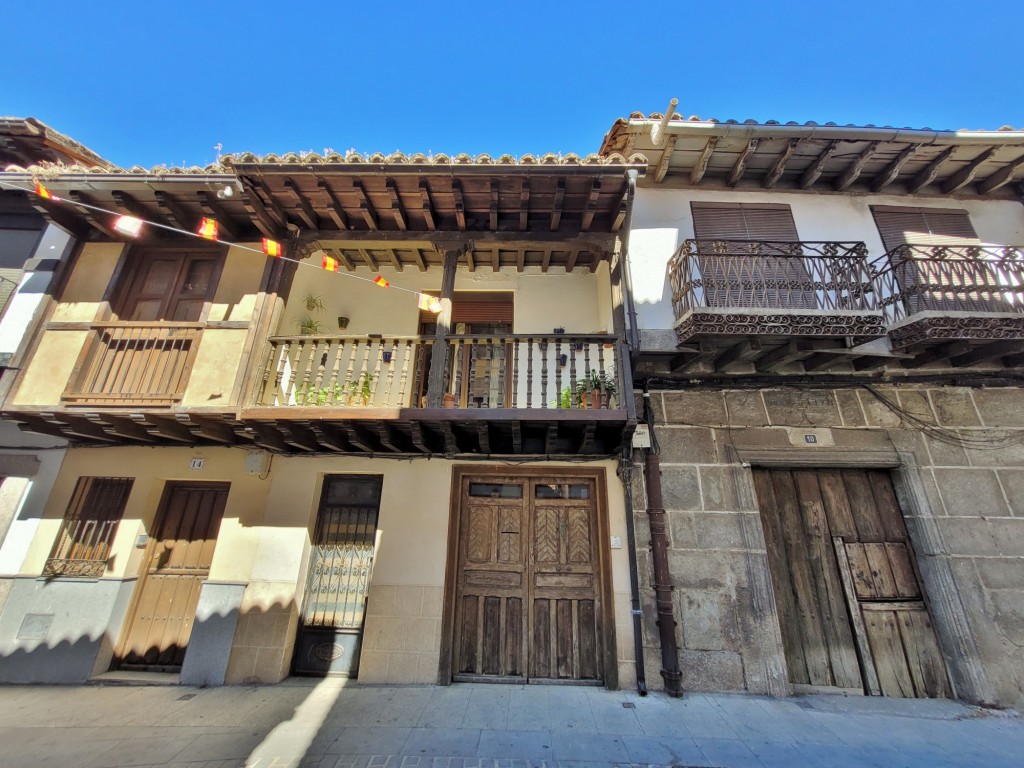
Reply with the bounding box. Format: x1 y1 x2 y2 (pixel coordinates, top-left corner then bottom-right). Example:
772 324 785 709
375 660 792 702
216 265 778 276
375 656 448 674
6 180 443 314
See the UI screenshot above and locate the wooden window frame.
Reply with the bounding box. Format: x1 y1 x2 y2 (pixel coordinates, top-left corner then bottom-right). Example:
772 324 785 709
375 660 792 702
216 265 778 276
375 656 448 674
110 245 227 323
43 476 134 578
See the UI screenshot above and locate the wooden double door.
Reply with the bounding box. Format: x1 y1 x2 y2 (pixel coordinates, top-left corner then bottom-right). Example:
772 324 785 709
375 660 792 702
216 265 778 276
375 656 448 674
753 468 950 698
115 483 227 671
451 473 606 684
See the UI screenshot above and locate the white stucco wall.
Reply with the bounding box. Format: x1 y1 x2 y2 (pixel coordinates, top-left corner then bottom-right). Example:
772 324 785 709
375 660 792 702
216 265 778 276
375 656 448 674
628 187 1024 333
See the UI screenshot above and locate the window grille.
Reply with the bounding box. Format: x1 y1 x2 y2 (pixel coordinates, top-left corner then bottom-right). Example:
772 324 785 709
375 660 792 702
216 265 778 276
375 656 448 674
43 477 133 578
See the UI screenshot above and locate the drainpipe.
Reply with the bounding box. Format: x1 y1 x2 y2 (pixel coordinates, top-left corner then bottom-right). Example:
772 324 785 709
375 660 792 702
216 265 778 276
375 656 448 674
620 169 641 352
619 452 648 696
642 383 683 696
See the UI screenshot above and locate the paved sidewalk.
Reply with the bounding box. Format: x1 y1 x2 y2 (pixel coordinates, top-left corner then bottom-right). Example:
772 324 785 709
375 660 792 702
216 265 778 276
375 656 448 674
0 680 1020 768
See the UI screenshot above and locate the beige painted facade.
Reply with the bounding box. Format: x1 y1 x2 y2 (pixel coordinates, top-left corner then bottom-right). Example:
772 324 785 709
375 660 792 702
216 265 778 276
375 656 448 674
7 445 634 687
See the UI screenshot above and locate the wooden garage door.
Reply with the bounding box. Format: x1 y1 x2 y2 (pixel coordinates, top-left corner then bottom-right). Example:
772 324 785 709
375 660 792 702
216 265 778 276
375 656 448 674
753 468 950 698
115 483 228 671
452 475 603 683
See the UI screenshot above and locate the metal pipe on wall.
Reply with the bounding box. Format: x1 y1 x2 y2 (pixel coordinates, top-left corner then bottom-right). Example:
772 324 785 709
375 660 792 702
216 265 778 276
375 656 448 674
619 452 648 696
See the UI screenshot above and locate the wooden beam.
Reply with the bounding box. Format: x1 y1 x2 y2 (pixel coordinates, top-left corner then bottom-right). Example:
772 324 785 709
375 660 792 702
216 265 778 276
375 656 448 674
941 148 996 194
948 339 1021 368
376 422 402 452
512 421 522 454
67 191 118 238
544 423 558 454
727 138 759 187
690 137 718 184
386 178 408 231
317 179 349 230
799 141 839 189
426 247 459 407
900 340 973 369
176 414 237 444
281 423 319 452
907 146 956 193
550 179 565 232
84 413 157 443
490 246 500 272
1000 350 1024 368
653 134 678 184
976 154 1024 195
129 414 195 443
477 422 491 454
283 178 320 229
578 422 596 453
871 144 918 192
195 191 238 239
39 413 117 443
341 422 374 452
834 141 880 191
308 422 349 452
753 340 815 372
252 181 290 228
438 420 458 454
29 198 87 237
452 180 466 231
419 179 436 231
386 247 403 272
519 180 530 231
324 247 355 271
413 248 428 272
764 140 799 189
581 178 601 232
612 191 627 232
153 190 193 231
409 421 430 452
713 339 763 370
358 249 379 271
541 248 551 273
489 180 499 231
240 189 279 238
353 181 379 229
565 249 579 273
516 248 526 273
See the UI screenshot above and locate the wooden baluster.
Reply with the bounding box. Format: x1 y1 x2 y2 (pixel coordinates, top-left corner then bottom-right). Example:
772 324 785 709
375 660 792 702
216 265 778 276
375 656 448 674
256 339 278 405
324 339 343 405
453 338 464 407
553 336 562 411
381 338 396 406
526 337 534 408
511 338 520 408
370 339 384 407
499 339 509 408
283 340 302 404
398 340 412 407
568 336 579 407
311 339 327 395
342 339 357 404
540 338 549 410
274 340 290 404
356 338 372 406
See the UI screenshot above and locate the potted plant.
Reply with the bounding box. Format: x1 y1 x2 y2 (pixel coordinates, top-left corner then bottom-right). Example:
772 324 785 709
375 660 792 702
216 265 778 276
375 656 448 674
348 372 375 406
294 316 324 335
551 386 578 409
301 381 344 406
337 316 350 331
576 370 616 409
304 294 326 313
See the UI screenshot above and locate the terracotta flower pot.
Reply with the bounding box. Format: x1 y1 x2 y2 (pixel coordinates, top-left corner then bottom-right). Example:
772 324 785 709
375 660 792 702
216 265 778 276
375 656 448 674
443 393 457 408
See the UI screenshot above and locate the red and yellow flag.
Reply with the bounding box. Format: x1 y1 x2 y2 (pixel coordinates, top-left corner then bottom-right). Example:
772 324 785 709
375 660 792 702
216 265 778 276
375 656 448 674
417 293 442 313
262 238 283 257
34 182 52 199
197 217 219 240
113 215 144 237
322 254 339 272
373 275 390 288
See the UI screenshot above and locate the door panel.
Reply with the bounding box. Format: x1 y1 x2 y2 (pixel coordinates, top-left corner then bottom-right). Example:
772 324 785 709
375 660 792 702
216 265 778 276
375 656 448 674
453 475 602 683
754 468 950 698
116 483 228 671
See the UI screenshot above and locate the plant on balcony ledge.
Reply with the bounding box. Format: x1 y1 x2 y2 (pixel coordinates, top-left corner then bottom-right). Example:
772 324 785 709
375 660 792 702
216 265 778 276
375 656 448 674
301 382 345 406
347 372 375 406
576 370 617 409
295 316 325 335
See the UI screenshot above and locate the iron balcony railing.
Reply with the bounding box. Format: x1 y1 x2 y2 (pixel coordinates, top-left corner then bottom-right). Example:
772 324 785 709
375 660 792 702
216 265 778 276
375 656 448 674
253 334 623 411
870 244 1024 325
669 240 877 318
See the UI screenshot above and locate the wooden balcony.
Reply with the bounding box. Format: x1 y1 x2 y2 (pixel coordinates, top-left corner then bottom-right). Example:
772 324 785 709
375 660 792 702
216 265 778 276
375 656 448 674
238 333 630 455
61 322 202 406
872 244 1024 367
666 240 887 373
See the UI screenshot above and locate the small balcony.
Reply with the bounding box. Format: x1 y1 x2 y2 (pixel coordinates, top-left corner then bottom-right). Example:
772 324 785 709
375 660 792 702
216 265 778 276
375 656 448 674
871 244 1024 366
242 333 630 455
61 322 202 406
667 240 886 372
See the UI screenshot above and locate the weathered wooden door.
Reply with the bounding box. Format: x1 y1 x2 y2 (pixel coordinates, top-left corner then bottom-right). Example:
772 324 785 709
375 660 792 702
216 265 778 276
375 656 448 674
452 475 603 683
293 475 381 677
753 468 950 698
115 483 228 671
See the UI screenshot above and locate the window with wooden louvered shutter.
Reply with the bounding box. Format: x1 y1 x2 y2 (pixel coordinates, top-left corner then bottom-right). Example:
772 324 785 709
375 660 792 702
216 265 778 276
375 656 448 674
690 202 814 309
870 206 1004 313
43 477 134 578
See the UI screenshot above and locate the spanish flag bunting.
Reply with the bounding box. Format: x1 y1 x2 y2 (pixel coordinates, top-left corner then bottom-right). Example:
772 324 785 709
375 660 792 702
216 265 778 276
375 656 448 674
417 293 443 314
34 182 53 200
322 254 339 272
373 275 390 288
197 217 219 240
262 238 283 257
113 215 144 237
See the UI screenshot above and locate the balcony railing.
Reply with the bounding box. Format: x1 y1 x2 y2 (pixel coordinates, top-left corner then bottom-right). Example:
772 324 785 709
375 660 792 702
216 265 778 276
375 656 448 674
870 244 1024 325
253 334 622 411
670 240 877 317
62 322 202 406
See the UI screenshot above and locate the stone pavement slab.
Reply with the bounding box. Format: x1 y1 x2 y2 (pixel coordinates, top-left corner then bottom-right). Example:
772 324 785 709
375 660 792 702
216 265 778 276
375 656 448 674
0 681 1020 768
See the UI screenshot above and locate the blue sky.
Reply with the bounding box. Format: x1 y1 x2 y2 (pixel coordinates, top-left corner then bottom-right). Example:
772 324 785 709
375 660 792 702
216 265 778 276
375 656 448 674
4 1 1022 169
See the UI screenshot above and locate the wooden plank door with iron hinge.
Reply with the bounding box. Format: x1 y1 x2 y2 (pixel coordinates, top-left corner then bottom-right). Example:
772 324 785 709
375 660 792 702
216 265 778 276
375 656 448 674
115 483 228 672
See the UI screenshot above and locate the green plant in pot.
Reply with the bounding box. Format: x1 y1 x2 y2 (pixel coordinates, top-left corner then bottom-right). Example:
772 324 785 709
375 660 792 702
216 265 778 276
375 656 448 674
301 381 345 406
347 372 375 406
576 369 616 409
294 316 325 335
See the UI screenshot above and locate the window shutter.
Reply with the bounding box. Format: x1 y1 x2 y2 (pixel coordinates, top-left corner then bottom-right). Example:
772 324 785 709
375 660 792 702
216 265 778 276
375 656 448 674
689 202 811 309
44 477 134 578
419 292 514 325
871 206 980 251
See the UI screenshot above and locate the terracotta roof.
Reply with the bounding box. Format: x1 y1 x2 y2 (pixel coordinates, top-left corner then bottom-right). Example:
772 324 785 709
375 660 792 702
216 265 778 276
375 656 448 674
0 117 115 170
607 112 1024 135
222 150 646 168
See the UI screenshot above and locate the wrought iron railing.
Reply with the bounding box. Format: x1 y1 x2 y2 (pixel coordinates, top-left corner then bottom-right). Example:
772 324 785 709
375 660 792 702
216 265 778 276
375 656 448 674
253 334 623 410
870 244 1024 324
669 240 877 317
62 322 202 406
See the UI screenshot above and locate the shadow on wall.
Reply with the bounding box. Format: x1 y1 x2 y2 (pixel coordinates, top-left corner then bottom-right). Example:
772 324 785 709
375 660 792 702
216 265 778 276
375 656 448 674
0 594 304 687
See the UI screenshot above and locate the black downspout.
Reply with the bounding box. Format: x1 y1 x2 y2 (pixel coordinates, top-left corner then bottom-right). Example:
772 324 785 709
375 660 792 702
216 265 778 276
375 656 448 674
619 451 648 696
620 169 641 352
642 383 683 696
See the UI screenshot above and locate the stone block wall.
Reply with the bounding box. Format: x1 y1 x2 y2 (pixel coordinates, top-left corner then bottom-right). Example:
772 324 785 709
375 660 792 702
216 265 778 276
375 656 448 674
633 384 1024 708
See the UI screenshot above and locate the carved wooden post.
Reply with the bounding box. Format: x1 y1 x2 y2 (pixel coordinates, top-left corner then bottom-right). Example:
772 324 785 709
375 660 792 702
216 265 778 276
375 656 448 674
426 245 461 407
